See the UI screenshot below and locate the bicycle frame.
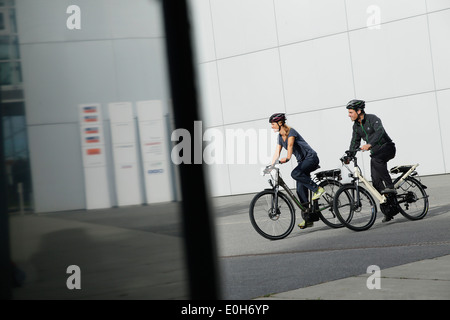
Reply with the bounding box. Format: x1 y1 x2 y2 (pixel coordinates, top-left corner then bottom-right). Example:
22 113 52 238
351 166 387 204
265 165 319 213
344 154 420 205
393 164 419 189
279 175 308 210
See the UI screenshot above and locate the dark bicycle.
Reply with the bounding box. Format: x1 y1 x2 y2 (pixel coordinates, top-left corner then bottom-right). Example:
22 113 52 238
249 161 343 240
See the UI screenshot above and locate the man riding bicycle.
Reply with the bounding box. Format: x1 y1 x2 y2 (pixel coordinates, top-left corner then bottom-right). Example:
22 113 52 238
346 100 397 221
269 113 324 229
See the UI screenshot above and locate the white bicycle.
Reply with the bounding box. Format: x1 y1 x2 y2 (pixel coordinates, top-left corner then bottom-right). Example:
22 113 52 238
332 150 429 231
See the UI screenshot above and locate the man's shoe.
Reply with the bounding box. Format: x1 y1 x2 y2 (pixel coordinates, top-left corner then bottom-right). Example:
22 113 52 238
312 187 325 200
382 215 394 223
298 220 314 229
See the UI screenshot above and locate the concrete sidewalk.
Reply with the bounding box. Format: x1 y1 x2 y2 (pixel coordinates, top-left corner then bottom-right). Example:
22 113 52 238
255 254 450 300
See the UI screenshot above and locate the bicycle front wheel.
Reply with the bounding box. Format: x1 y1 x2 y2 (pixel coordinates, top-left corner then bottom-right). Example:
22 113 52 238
333 185 377 231
317 179 344 228
249 190 295 240
395 177 429 220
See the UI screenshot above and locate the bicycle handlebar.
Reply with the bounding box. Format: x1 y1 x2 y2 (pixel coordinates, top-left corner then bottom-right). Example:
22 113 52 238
341 149 361 164
262 160 281 175
346 148 362 155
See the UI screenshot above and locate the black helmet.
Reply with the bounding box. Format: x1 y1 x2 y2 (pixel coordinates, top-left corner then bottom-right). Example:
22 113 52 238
269 113 286 124
346 99 365 110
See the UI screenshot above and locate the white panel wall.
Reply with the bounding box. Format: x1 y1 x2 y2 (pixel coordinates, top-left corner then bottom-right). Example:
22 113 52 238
197 62 223 128
359 93 445 177
209 0 278 59
350 16 435 101
437 89 450 173
289 109 351 174
280 33 354 112
345 0 427 29
274 0 348 44
190 0 450 197
218 49 284 123
225 119 283 194
426 0 450 12
189 0 218 63
428 9 450 90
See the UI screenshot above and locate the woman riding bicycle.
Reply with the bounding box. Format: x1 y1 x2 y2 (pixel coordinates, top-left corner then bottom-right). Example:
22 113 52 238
269 113 324 229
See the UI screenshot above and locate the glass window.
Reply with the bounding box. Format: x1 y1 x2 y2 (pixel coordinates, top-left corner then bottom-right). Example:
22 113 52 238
0 61 12 84
0 8 11 34
0 1 14 7
0 61 20 85
0 37 19 60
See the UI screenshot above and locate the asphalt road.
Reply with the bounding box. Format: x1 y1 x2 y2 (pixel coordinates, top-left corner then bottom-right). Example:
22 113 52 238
214 174 450 299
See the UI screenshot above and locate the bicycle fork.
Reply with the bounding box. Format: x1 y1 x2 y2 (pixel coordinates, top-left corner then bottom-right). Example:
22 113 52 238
271 185 280 217
352 180 363 210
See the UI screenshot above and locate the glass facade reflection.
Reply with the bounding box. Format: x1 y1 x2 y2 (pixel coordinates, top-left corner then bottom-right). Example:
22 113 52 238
1 0 31 213
4 0 190 299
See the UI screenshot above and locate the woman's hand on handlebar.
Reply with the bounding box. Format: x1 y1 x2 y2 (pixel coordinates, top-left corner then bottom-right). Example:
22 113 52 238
271 160 281 166
262 160 280 175
279 157 290 164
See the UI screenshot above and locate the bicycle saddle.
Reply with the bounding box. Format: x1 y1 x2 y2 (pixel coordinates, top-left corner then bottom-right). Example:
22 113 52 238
390 165 413 174
314 169 341 180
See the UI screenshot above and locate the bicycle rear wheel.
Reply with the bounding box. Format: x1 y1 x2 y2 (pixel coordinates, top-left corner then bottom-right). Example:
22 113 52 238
317 179 344 228
333 184 377 231
395 177 429 220
249 190 295 240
